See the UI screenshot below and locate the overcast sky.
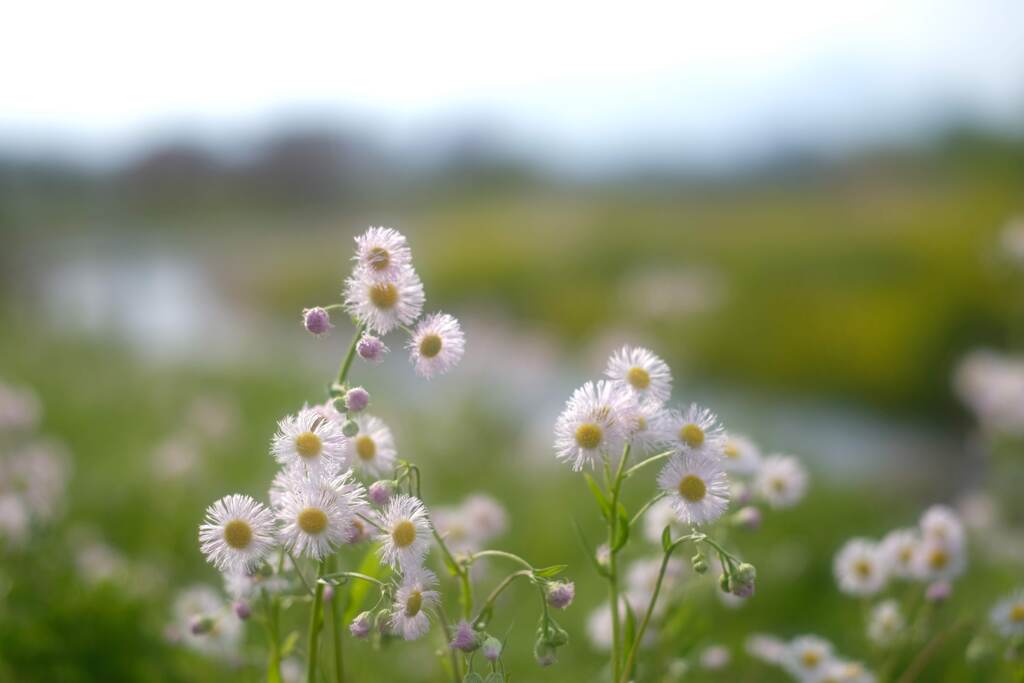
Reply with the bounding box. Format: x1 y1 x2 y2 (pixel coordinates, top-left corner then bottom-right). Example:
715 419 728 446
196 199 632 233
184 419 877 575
3 0 1023 169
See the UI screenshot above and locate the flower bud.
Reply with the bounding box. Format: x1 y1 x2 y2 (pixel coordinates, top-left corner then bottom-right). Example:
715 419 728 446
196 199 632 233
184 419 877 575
349 611 373 639
595 543 610 569
332 397 347 413
302 307 333 336
731 563 756 598
449 620 480 652
189 615 215 636
718 572 732 593
345 387 370 413
233 600 251 620
482 635 503 662
925 581 951 603
322 584 334 602
534 642 558 667
342 419 359 437
692 553 709 574
368 480 394 506
733 506 762 531
356 335 388 363
546 581 575 610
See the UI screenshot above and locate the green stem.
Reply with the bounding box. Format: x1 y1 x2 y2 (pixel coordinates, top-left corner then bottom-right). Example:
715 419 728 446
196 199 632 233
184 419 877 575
468 549 535 572
436 606 462 683
336 324 366 386
306 559 328 683
472 570 533 628
629 492 667 527
329 557 344 683
262 588 283 683
623 449 674 478
607 445 630 682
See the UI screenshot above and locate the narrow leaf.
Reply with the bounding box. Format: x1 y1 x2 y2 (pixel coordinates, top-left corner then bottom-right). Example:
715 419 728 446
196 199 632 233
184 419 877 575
583 473 611 520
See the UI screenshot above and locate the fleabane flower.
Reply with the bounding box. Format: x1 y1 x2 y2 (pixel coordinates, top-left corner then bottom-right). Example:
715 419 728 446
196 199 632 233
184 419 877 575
605 345 673 406
820 661 876 683
624 400 669 453
880 528 920 579
721 434 762 476
344 264 424 334
834 538 888 596
198 494 276 573
342 414 397 478
990 589 1024 638
276 485 351 560
657 452 730 526
912 537 966 582
271 408 347 476
353 227 413 281
783 636 834 681
408 312 465 379
919 505 965 549
377 494 432 571
755 454 808 509
867 599 905 646
389 568 440 641
665 404 726 458
553 380 633 471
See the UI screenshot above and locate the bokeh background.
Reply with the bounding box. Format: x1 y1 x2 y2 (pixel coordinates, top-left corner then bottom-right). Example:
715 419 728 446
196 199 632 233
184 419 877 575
2 1 1024 681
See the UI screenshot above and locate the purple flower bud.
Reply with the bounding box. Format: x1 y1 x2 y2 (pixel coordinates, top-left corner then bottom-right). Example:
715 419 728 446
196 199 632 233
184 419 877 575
926 581 952 603
368 480 394 506
303 307 333 336
189 615 214 636
546 581 575 609
356 335 388 363
350 611 373 639
345 387 370 413
734 506 762 531
233 601 251 620
482 636 502 662
730 563 756 598
449 620 480 652
322 584 334 602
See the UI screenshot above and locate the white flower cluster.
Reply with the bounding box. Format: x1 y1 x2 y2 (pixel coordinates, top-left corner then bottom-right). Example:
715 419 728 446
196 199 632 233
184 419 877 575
747 633 875 683
954 349 1024 436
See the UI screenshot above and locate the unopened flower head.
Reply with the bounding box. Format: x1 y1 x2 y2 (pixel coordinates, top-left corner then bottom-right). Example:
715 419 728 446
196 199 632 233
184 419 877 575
733 506 762 531
449 619 480 652
721 434 762 476
356 334 389 363
666 403 726 458
783 635 834 681
367 480 394 506
271 408 347 476
605 345 673 406
276 485 351 560
353 227 413 281
302 307 333 336
880 528 920 579
482 635 503 662
342 414 397 478
867 599 904 646
834 538 888 597
408 312 465 379
755 454 808 509
198 494 276 573
990 589 1024 638
344 387 370 413
657 452 730 526
344 264 424 335
547 580 576 609
350 611 373 639
389 567 440 641
553 380 632 471
377 494 432 571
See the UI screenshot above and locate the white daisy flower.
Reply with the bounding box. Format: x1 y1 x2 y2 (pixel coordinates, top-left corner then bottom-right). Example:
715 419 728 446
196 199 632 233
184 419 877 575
880 528 920 579
833 538 888 596
867 599 905 646
344 264 425 335
389 567 440 641
912 537 966 582
276 485 351 560
755 454 808 509
408 312 465 379
745 633 787 664
624 400 670 453
605 345 673 406
919 505 965 549
271 408 347 477
665 403 726 458
342 414 397 478
643 496 686 544
721 434 762 476
353 227 413 281
377 494 432 571
198 494 276 573
820 661 877 683
657 452 730 526
553 380 633 471
783 635 834 681
989 589 1024 638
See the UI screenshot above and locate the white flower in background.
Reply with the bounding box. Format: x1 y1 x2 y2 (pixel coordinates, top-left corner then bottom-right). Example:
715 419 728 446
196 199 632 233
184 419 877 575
170 585 242 661
755 454 808 509
389 567 440 641
820 661 877 683
0 495 29 545
432 506 476 555
720 434 762 476
880 528 920 579
344 264 425 334
353 227 413 281
377 494 432 571
3 440 70 521
554 380 633 471
867 599 905 646
699 644 730 670
199 495 276 572
912 537 966 582
605 345 673 406
408 312 465 379
953 350 1024 435
341 414 397 478
834 539 888 597
271 408 347 476
0 381 41 432
461 494 508 541
625 556 685 616
745 633 787 664
919 505 965 549
624 399 669 453
665 404 726 458
276 486 351 560
643 496 685 544
586 602 614 651
783 635 834 681
989 589 1024 638
657 453 730 526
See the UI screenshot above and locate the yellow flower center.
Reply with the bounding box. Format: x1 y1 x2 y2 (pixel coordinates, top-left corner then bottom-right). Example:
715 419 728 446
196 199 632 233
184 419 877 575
367 246 390 271
392 519 417 548
678 474 707 502
1011 603 1024 623
575 423 603 449
298 507 329 534
854 559 873 578
419 334 443 358
928 548 948 570
724 442 739 458
626 366 650 389
898 547 913 564
355 435 376 461
405 590 423 617
295 431 322 459
635 415 647 431
679 423 704 448
771 478 787 493
369 282 398 309
223 519 253 549
801 651 821 668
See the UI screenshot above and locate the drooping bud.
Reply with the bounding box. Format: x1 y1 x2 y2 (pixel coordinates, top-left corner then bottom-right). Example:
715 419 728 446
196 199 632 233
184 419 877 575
322 584 335 602
233 600 251 620
342 419 359 437
303 307 333 336
368 480 394 506
731 563 756 598
925 581 951 603
481 635 503 662
356 334 388 363
546 581 575 610
349 611 373 639
345 387 370 413
692 553 709 575
449 620 480 652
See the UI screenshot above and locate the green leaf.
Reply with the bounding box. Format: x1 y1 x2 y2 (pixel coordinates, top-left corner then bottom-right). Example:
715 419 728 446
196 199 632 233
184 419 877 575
611 503 630 552
583 473 611 520
573 519 610 578
661 525 673 553
463 674 485 683
622 601 637 673
280 630 300 657
483 673 504 683
534 564 568 578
